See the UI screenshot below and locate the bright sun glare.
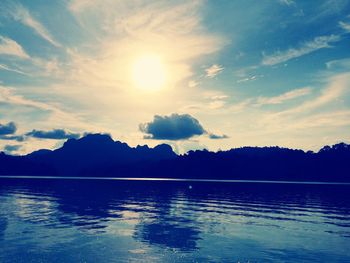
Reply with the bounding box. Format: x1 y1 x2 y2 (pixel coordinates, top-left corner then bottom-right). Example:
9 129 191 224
132 54 167 91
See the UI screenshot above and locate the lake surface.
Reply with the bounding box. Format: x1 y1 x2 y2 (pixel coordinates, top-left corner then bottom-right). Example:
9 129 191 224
0 178 349 262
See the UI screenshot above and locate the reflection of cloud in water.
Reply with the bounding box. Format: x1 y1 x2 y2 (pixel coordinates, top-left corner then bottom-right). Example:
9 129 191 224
0 216 7 239
134 220 200 251
13 194 58 224
133 195 201 251
119 210 141 225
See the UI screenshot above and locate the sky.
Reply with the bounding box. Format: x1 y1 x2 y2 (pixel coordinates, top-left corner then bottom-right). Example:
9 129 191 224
0 0 350 155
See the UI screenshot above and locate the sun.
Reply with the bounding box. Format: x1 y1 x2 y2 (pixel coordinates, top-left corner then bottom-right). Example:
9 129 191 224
131 54 167 91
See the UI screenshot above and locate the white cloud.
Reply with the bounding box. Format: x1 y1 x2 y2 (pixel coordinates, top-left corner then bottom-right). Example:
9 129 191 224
13 4 60 47
256 87 311 105
278 0 295 6
0 86 92 132
205 73 350 151
180 91 229 113
69 0 95 13
326 58 350 70
283 73 349 114
208 100 226 110
262 35 341 65
48 0 227 137
0 63 28 75
209 95 229 100
0 87 55 111
288 110 350 129
204 92 229 110
64 1 224 90
0 36 29 59
227 99 253 113
205 64 224 78
213 73 350 152
339 21 350 32
258 73 350 131
0 1 226 152
234 65 258 78
188 80 199 88
237 75 263 83
210 88 310 116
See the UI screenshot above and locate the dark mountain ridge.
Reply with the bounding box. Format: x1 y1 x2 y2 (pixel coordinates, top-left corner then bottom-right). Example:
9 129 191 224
0 134 349 182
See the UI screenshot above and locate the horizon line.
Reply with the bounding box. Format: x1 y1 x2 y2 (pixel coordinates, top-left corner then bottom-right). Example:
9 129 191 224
1 175 350 185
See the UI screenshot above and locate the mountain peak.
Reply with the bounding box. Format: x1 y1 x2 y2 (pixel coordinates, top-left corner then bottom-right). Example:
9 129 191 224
65 133 113 145
60 133 117 152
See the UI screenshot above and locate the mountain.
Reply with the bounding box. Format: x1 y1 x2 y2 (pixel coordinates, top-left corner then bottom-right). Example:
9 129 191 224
25 134 177 176
0 134 349 182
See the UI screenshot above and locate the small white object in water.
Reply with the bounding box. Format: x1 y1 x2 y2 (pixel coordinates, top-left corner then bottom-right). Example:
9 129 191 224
188 185 192 189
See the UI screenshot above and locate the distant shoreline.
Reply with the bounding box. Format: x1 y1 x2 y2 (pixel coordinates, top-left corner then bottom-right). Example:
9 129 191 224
1 135 349 182
1 175 350 185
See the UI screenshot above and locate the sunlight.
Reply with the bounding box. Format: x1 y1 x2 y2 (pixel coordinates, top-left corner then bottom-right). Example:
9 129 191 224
131 54 167 91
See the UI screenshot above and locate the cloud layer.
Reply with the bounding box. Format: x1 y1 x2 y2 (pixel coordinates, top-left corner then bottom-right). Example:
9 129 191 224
0 36 29 59
208 133 229 139
205 64 224 78
0 121 17 135
26 129 81 140
262 35 341 65
256 87 311 105
140 113 205 140
12 4 60 47
3 144 21 153
0 121 81 142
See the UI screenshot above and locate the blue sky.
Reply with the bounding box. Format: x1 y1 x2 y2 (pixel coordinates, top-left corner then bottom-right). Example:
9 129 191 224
0 0 350 154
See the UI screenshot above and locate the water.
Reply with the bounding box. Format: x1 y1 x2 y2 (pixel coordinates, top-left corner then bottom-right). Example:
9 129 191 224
0 178 349 262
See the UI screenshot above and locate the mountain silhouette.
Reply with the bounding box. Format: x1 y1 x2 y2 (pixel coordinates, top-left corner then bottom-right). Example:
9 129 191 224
0 134 349 182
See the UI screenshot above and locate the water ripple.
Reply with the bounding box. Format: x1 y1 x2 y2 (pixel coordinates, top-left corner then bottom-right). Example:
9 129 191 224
0 179 349 262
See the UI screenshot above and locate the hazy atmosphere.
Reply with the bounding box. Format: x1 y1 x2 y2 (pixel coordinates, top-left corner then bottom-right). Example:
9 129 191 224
1 0 349 155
